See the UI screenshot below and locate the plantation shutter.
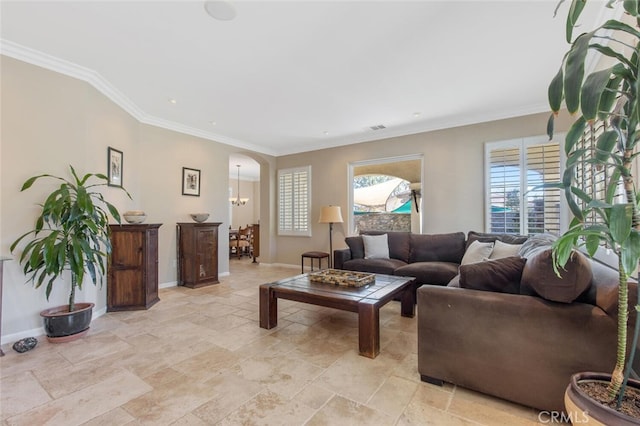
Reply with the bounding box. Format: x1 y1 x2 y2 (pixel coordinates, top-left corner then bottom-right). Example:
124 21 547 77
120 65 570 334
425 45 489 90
524 142 561 235
575 120 625 224
278 166 311 236
488 143 522 234
486 137 563 235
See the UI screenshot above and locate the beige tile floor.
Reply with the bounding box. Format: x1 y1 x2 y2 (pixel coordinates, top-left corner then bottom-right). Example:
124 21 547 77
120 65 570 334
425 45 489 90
1 259 550 425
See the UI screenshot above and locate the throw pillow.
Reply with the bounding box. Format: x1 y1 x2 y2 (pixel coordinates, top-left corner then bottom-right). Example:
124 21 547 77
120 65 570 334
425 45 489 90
461 240 494 265
489 240 523 259
362 234 390 259
518 233 558 259
466 231 528 250
520 248 592 303
447 274 461 288
459 256 526 294
345 236 365 259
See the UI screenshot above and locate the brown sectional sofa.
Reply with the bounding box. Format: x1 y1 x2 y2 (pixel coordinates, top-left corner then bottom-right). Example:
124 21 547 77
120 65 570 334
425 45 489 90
333 230 527 288
418 258 639 412
334 230 639 412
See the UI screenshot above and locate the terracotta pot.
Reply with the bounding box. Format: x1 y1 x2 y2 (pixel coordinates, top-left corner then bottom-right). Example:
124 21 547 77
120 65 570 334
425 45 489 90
564 372 640 425
40 302 94 343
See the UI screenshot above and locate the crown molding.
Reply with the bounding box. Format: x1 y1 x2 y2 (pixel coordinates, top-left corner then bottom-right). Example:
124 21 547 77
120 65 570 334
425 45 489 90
1 39 147 121
0 39 277 156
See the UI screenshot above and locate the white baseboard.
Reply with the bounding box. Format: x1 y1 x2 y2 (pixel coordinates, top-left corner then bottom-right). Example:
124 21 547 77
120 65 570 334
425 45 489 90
1 305 107 346
1 327 45 346
159 281 177 289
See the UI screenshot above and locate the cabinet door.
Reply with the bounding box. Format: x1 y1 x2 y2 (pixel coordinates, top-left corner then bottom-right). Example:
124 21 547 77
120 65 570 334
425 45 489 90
195 228 217 283
109 269 144 307
109 231 144 308
111 231 143 268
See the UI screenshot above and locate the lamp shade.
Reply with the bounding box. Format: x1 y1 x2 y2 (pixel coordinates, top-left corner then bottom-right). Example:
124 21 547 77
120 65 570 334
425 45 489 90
319 206 344 224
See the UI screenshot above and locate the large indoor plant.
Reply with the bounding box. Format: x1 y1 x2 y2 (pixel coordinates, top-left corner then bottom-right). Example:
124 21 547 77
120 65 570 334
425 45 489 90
10 165 129 342
547 0 640 422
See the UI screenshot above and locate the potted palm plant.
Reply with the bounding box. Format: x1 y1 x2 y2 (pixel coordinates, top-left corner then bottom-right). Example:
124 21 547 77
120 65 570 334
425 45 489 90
10 165 129 342
547 0 640 422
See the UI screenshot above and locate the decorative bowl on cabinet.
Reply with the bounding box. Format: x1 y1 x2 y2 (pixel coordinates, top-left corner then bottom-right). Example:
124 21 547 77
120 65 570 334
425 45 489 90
190 213 209 222
123 210 146 224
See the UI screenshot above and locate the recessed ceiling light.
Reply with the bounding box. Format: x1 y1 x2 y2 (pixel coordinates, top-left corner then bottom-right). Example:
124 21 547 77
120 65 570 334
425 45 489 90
413 112 421 117
210 121 217 126
323 131 329 136
168 98 177 104
204 1 237 21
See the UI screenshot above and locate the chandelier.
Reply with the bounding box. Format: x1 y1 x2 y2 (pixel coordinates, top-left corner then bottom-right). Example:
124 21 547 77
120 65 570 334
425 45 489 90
230 164 249 206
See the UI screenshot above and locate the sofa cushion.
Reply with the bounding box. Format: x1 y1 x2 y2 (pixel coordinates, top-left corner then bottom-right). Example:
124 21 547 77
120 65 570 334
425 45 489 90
459 256 526 294
345 236 365 259
466 231 528 250
362 234 389 259
409 232 466 263
461 240 494 265
520 248 592 303
360 231 411 262
489 240 523 259
342 258 407 276
395 261 460 285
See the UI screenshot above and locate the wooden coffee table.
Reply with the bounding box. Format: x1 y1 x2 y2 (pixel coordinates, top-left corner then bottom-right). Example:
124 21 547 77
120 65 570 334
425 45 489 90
259 273 415 358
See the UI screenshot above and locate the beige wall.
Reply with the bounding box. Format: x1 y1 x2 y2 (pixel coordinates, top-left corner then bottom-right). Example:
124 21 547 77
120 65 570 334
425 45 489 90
0 57 276 341
274 111 576 266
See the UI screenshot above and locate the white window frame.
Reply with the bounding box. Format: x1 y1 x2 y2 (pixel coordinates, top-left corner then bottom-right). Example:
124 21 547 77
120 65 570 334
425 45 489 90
278 165 312 237
484 134 568 235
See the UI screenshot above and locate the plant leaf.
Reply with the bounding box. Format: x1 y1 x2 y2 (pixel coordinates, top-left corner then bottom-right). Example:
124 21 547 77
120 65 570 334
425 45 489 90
565 30 595 113
595 130 619 162
621 230 640 276
565 116 587 154
586 233 602 256
566 0 587 43
610 203 633 244
581 67 614 121
549 66 565 113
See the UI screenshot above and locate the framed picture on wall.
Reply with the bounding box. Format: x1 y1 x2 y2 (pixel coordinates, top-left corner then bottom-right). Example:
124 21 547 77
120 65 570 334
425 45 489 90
107 147 123 187
182 167 201 196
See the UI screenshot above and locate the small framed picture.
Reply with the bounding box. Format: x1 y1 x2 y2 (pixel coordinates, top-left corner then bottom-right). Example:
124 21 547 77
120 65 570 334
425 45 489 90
107 147 123 187
182 167 201 196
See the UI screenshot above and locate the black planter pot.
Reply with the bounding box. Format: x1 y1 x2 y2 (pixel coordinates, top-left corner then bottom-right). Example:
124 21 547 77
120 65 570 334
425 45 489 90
565 372 640 425
40 302 94 343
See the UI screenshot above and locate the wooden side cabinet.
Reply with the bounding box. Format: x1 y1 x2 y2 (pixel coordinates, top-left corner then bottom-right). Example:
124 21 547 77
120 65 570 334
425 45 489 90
177 222 221 288
108 224 162 312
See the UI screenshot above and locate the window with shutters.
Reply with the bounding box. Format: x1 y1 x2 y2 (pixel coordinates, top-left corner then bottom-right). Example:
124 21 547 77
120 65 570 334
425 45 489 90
485 136 564 236
575 120 625 224
278 166 311 236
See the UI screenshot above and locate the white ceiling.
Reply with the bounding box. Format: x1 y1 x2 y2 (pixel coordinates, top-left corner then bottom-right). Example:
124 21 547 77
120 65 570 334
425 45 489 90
1 0 614 168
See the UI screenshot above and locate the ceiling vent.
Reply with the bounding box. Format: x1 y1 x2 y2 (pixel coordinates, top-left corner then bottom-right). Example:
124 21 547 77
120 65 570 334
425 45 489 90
369 124 386 131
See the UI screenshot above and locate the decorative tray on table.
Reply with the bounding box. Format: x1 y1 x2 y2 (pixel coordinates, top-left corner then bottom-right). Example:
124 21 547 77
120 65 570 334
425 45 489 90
308 269 375 287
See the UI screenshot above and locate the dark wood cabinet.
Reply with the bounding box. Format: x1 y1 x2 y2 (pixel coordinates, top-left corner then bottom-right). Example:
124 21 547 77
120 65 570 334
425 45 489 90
108 224 161 311
177 222 221 288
